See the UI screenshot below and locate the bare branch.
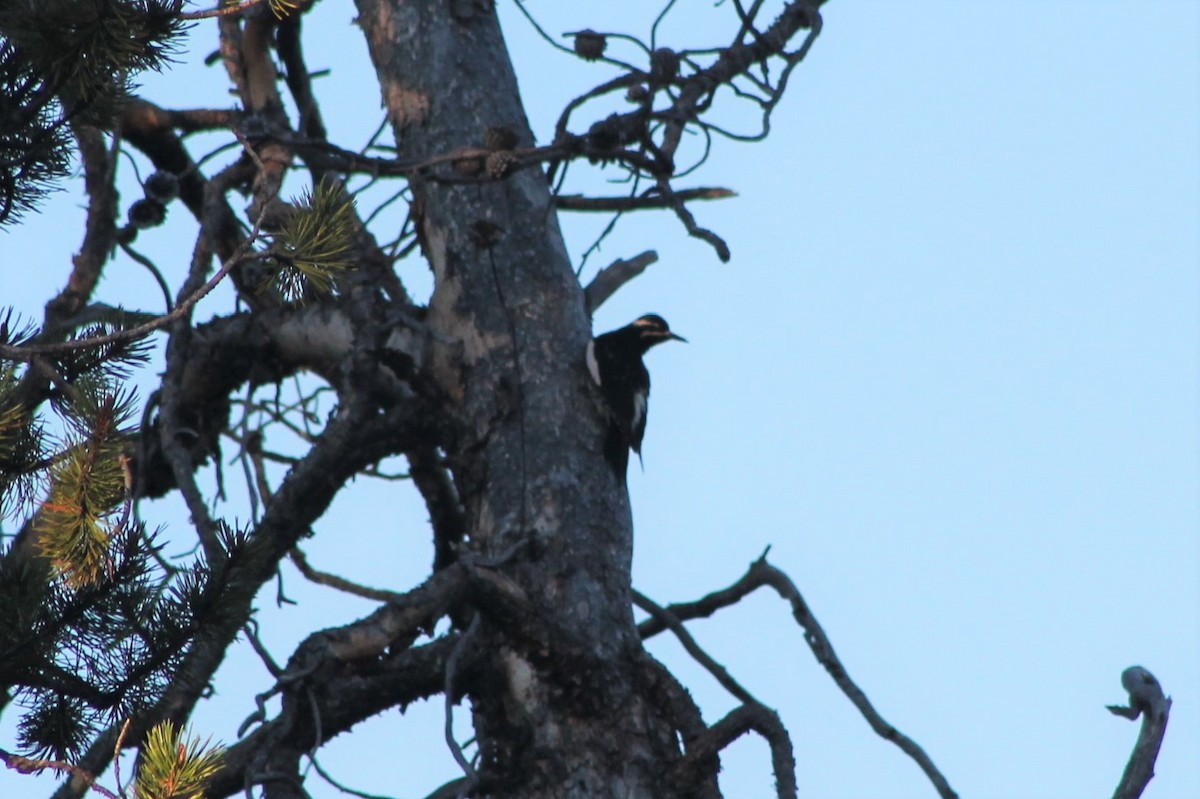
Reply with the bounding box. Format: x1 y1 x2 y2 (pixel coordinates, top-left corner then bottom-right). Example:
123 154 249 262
0 749 120 799
584 251 659 313
180 0 267 20
557 187 734 212
632 588 760 707
289 546 408 603
659 1 824 162
1109 666 1172 799
207 637 457 799
444 614 482 788
672 704 797 799
656 179 730 261
640 655 720 799
0 235 258 363
639 552 961 799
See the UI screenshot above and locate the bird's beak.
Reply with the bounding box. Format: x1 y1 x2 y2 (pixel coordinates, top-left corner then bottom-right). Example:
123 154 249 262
669 332 688 343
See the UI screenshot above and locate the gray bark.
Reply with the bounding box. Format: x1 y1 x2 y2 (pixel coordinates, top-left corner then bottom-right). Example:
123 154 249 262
355 1 679 795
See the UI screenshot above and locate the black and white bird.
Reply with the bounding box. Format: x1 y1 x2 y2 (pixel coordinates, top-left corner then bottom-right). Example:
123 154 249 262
587 314 686 476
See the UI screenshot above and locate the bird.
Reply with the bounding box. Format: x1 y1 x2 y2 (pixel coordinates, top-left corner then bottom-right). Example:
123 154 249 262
587 314 686 477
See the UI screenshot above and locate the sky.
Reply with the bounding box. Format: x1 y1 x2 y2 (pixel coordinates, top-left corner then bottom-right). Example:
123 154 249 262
2 2 1197 798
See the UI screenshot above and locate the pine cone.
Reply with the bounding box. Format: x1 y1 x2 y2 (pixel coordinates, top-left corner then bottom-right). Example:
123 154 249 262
486 150 517 179
574 30 607 61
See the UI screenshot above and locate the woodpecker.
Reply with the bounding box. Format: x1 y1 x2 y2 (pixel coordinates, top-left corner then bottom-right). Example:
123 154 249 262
587 314 686 477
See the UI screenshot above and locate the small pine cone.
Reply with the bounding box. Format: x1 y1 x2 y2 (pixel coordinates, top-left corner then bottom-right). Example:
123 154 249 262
483 125 519 151
486 150 517 179
626 84 649 103
574 30 606 61
650 48 680 83
143 171 180 203
127 198 166 229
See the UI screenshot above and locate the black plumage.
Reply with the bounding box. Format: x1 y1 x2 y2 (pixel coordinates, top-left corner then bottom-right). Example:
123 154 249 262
588 314 686 477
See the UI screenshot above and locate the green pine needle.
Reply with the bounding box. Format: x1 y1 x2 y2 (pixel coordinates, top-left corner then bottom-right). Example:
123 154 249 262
264 180 357 303
35 389 134 589
135 721 224 799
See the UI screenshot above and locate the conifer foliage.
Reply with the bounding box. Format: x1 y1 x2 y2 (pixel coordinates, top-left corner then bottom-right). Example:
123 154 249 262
0 0 187 227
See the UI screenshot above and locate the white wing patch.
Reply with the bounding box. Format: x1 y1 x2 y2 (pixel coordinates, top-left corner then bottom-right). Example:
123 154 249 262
586 339 601 385
631 389 647 438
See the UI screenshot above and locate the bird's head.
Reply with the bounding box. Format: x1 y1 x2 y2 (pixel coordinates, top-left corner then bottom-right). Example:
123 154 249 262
631 314 687 348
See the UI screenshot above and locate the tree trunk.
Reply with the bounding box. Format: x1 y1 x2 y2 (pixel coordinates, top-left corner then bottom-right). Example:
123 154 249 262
355 2 681 795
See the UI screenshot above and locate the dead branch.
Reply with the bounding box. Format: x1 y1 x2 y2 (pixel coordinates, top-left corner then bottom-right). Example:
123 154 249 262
655 178 731 262
1108 666 1171 799
639 551 960 799
407 445 468 572
0 215 264 362
640 655 720 799
0 750 119 799
557 187 734 212
289 546 408 603
673 704 797 799
632 589 760 707
584 251 659 313
659 2 824 162
206 636 457 799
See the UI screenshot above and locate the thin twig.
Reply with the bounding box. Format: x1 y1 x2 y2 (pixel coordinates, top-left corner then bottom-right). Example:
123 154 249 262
444 615 482 790
180 0 266 21
655 178 730 261
111 718 132 798
0 749 120 799
289 546 407 603
0 231 261 362
557 187 733 212
632 589 761 707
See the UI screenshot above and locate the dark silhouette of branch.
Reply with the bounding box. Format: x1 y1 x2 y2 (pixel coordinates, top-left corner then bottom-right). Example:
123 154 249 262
655 179 730 261
672 704 797 799
632 589 760 707
659 2 825 162
638 551 960 799
207 637 458 799
49 396 433 799
288 546 407 603
443 614 482 789
640 655 720 799
1107 666 1171 799
407 446 468 573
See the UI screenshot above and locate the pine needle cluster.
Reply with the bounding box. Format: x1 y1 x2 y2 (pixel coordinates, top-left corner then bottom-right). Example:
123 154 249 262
1 317 148 580
5 522 250 761
34 385 136 588
0 0 189 226
135 721 225 799
262 180 358 303
1 315 251 763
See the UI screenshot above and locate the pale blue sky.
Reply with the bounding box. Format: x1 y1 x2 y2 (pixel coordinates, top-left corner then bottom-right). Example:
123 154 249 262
2 2 1197 798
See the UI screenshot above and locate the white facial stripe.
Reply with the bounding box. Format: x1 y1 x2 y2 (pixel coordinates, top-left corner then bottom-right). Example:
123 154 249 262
586 339 601 385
